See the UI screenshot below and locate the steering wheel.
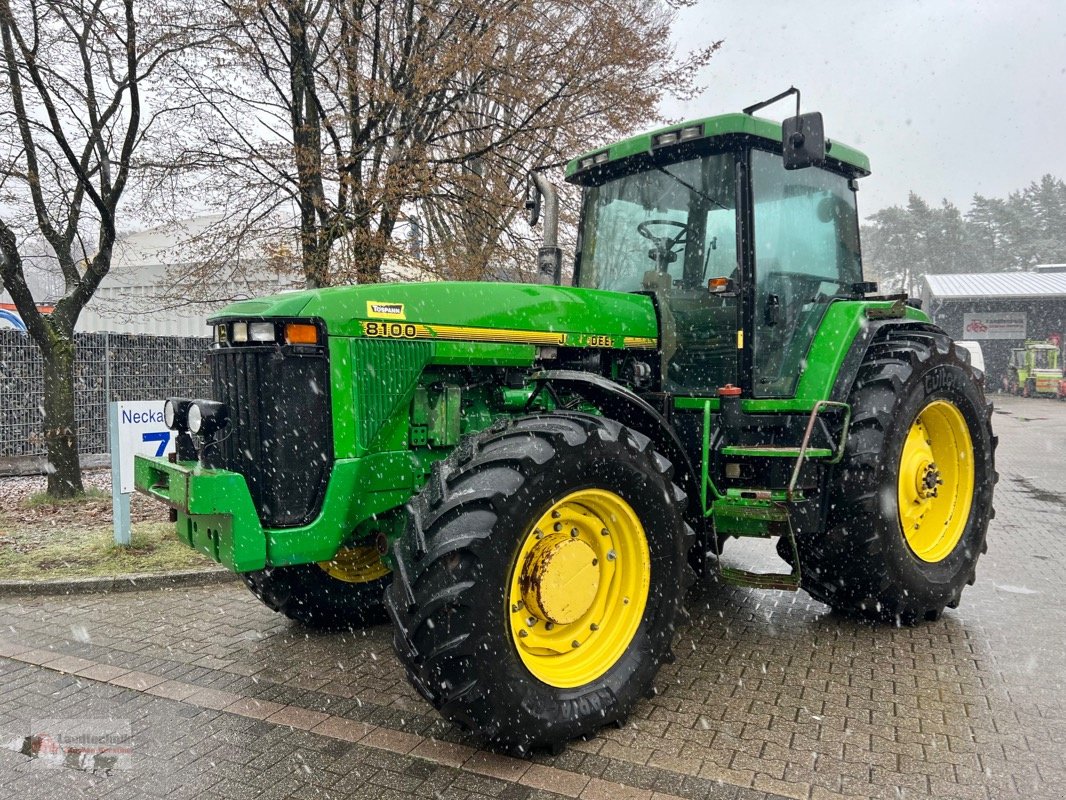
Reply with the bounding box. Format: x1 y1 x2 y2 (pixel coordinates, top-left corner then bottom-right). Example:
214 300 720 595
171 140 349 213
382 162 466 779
637 219 692 271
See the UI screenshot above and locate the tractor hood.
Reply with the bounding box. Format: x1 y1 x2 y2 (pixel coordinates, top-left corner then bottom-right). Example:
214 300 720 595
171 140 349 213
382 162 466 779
212 282 660 351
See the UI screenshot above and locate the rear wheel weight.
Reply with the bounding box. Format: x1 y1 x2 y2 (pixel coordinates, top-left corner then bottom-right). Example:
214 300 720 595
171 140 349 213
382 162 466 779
386 413 693 751
797 332 996 623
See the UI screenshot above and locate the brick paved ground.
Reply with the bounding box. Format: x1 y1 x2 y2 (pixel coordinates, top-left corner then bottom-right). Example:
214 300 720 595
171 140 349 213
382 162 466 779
0 394 1064 799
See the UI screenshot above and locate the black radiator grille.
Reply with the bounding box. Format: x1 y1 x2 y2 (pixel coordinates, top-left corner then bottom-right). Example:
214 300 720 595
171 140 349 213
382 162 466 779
206 346 332 527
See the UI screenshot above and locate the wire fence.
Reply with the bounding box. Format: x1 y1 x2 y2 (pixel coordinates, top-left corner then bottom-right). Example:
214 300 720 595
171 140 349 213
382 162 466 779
0 329 210 458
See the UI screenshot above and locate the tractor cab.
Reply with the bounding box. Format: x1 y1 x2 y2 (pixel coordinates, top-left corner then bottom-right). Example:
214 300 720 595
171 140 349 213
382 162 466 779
566 96 870 401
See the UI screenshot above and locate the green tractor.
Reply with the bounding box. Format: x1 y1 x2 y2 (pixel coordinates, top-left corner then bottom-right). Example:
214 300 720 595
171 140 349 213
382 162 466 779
1007 340 1063 397
136 90 996 752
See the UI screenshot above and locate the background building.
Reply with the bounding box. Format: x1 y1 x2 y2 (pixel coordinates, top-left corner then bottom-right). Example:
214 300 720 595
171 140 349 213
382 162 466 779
921 267 1066 388
77 216 299 338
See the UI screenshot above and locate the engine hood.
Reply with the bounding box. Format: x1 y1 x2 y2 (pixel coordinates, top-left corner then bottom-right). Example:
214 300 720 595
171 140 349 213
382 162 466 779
212 281 659 351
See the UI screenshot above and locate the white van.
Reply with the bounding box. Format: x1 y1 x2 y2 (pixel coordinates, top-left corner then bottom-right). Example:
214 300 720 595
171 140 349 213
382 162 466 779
956 340 985 383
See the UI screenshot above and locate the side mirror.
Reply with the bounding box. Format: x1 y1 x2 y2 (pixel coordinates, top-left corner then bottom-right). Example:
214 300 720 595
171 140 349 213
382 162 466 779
782 112 826 170
525 174 541 227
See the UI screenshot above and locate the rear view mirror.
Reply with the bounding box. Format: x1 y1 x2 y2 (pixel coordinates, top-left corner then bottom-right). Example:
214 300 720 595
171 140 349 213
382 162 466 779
782 112 826 170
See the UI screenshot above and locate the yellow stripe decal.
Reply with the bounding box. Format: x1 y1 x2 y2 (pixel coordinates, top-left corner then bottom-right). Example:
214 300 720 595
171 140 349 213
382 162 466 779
360 320 658 350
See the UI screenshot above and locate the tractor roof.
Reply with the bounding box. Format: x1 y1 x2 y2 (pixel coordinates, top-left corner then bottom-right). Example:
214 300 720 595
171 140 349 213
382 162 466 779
565 112 870 181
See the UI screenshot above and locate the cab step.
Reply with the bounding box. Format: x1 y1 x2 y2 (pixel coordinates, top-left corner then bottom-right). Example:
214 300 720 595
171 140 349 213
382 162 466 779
720 566 800 591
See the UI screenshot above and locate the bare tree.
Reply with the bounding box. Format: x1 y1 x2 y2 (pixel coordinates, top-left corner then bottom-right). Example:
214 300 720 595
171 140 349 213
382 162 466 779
420 0 717 282
154 0 717 289
0 0 205 497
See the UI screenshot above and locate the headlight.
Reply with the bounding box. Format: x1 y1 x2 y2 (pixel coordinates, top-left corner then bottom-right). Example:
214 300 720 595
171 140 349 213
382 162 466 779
188 400 227 436
248 321 275 342
164 397 194 431
231 322 248 342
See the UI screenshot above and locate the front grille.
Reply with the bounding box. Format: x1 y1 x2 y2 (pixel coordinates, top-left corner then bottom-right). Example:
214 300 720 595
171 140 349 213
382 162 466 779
206 346 332 527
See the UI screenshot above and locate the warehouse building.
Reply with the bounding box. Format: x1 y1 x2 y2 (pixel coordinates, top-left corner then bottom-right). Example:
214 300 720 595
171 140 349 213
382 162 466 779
920 268 1066 389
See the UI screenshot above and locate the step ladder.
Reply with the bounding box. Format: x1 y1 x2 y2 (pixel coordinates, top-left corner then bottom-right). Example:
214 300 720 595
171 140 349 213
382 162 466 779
701 400 850 590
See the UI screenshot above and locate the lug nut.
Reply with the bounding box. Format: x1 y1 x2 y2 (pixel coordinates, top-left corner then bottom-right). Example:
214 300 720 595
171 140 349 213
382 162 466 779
545 622 554 631
590 623 599 631
553 522 562 532
519 630 528 638
600 528 609 536
551 510 561 519
570 528 579 538
571 640 581 648
527 616 537 627
606 550 617 561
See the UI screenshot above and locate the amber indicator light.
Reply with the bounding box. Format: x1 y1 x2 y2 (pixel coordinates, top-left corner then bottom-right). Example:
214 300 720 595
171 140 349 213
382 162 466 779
285 323 319 344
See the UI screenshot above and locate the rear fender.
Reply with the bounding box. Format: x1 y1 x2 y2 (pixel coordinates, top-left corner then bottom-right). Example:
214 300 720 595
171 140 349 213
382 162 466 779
829 320 948 402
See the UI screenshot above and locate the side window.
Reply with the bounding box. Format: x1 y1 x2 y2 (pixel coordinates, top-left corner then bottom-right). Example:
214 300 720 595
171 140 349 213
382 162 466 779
703 206 738 281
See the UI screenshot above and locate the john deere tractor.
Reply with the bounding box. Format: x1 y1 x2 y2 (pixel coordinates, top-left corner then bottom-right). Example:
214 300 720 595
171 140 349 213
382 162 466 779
136 90 996 752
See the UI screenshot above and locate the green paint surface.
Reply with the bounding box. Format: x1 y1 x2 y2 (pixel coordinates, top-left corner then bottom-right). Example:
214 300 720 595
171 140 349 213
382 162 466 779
211 282 658 345
566 112 870 178
135 451 419 572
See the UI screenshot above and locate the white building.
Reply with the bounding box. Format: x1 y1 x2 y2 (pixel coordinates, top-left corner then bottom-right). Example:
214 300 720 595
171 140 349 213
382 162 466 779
4 214 433 338
77 215 300 338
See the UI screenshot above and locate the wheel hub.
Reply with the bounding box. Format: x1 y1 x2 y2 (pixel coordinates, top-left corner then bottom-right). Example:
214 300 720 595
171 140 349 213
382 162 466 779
507 489 650 688
318 545 391 584
897 400 975 563
520 536 600 625
917 462 942 499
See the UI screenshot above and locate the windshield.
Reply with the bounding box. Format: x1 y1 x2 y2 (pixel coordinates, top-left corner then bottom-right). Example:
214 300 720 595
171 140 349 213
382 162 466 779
576 153 737 293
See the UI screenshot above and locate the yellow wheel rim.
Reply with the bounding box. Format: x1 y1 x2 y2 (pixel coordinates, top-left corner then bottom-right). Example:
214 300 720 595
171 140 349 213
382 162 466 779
897 400 974 563
507 489 650 689
318 545 391 584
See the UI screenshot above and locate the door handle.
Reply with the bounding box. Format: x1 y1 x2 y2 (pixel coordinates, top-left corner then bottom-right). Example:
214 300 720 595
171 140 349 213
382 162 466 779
764 293 780 327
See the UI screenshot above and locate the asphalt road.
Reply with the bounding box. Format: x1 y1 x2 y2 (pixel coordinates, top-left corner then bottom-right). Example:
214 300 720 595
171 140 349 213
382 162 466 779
0 393 1063 800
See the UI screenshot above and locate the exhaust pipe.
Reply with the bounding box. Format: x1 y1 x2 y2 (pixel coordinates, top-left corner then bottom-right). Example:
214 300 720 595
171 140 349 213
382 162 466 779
528 172 562 285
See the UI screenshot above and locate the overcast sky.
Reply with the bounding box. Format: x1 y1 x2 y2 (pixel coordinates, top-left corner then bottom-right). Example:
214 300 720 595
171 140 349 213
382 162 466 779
665 0 1066 218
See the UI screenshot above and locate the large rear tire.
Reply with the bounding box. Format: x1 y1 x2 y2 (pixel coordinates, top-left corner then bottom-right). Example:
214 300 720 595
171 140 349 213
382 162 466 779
795 330 996 624
386 413 693 752
243 545 391 630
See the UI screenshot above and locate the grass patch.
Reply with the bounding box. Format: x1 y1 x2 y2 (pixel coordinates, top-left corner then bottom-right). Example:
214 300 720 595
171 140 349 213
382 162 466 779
22 487 111 509
0 521 215 580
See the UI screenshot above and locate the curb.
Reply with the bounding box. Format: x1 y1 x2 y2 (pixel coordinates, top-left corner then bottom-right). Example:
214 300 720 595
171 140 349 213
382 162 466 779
0 567 239 597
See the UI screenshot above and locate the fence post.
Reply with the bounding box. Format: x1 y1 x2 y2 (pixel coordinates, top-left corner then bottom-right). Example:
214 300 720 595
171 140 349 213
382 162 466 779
104 330 111 403
108 402 131 546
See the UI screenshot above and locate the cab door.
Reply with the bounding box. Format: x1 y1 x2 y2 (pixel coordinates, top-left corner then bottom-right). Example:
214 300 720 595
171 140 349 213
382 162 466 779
748 149 862 397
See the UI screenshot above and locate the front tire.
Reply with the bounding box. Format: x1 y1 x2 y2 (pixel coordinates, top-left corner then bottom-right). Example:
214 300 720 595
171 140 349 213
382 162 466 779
797 330 996 623
243 545 391 630
386 413 693 752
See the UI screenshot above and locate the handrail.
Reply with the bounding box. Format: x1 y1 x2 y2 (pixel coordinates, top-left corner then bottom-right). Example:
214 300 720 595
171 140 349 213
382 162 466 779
700 400 724 516
786 400 851 499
